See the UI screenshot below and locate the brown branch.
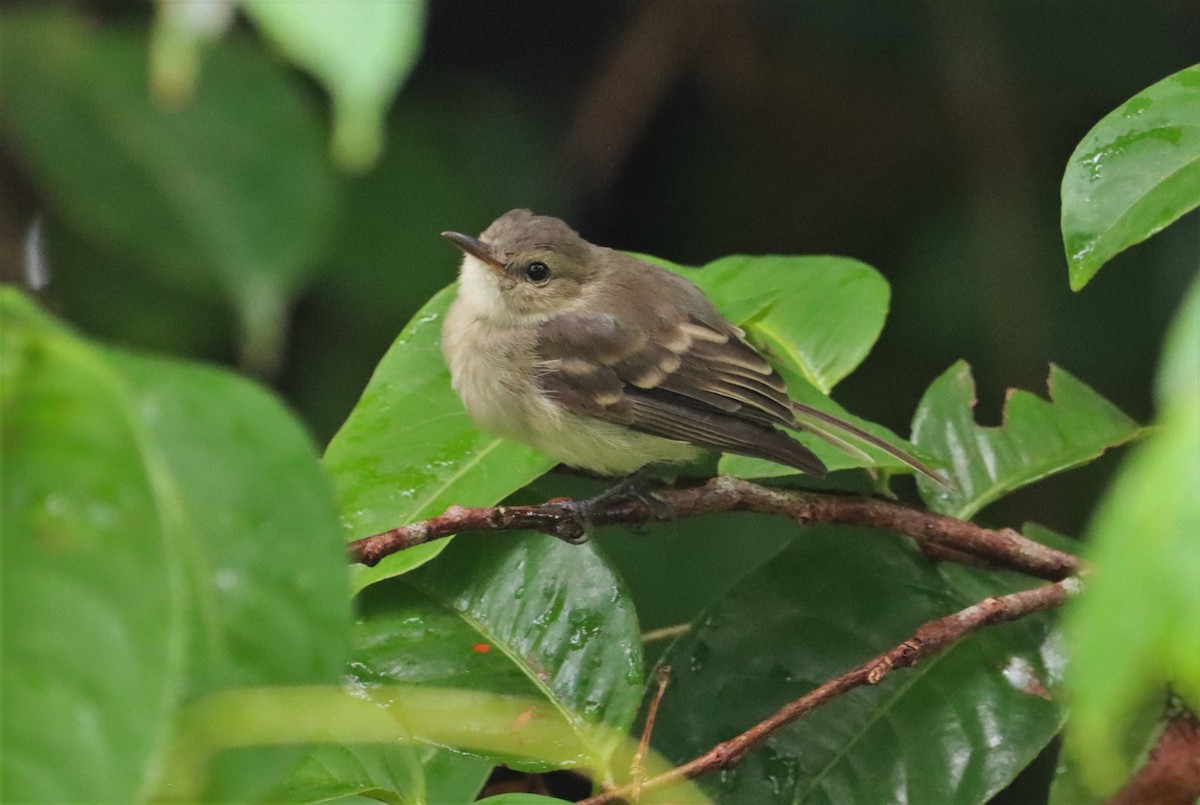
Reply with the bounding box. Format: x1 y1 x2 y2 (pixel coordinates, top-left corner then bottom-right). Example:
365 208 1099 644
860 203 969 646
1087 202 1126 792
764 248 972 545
630 665 672 801
1108 708 1200 805
348 476 1081 581
578 578 1079 805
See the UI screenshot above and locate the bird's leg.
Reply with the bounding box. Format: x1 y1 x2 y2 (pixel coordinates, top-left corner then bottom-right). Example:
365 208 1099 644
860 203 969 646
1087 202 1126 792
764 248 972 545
584 467 669 512
541 468 670 544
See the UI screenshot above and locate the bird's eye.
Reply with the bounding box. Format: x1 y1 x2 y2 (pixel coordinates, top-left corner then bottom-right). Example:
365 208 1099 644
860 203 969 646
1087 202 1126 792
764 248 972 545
524 261 551 284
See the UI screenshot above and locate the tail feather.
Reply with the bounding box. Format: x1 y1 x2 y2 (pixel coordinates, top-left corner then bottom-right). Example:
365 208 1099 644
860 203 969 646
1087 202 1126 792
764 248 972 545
791 401 949 486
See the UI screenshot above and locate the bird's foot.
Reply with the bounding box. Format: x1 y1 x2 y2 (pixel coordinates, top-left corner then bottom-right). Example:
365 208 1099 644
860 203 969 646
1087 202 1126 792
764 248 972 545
540 470 670 544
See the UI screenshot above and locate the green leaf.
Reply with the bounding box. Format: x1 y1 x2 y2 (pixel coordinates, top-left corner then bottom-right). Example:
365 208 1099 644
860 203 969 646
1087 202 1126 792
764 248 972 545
350 534 644 776
477 796 571 804
238 0 426 171
1061 63 1200 290
280 742 424 804
1 290 350 802
420 749 493 805
912 362 1141 519
323 286 554 591
653 527 1066 805
1 293 183 803
650 254 891 393
1063 275 1200 795
1155 265 1200 409
0 8 335 372
596 509 798 638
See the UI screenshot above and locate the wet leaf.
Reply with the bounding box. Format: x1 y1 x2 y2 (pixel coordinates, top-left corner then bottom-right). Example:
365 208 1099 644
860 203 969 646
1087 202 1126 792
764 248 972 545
1062 63 1200 290
653 527 1066 805
323 286 555 591
912 362 1141 519
350 534 643 775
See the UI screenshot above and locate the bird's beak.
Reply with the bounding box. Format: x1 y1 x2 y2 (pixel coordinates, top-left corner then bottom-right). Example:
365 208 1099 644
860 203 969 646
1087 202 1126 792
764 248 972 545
441 231 506 275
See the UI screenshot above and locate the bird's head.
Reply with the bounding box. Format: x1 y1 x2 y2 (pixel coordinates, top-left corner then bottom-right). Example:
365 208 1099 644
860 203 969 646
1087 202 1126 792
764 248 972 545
442 209 597 321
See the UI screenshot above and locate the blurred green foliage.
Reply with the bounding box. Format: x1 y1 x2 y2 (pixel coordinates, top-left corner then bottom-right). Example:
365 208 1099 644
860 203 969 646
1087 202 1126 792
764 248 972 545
1 2 1197 803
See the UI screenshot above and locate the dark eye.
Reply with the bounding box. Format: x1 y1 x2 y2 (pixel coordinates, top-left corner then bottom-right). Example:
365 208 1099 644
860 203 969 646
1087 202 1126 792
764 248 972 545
524 261 551 284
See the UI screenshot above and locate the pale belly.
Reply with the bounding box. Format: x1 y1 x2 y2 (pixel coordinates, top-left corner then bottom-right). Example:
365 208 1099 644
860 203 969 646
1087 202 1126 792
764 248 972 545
443 305 701 475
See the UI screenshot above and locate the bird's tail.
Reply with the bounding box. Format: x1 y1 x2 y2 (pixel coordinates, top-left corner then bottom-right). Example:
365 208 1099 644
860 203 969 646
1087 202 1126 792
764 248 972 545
791 401 949 486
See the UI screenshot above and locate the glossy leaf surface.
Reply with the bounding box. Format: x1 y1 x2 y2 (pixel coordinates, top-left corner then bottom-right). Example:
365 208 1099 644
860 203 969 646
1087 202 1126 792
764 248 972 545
1 290 349 801
350 533 643 773
1062 63 1200 290
323 286 555 590
653 527 1066 805
912 362 1140 519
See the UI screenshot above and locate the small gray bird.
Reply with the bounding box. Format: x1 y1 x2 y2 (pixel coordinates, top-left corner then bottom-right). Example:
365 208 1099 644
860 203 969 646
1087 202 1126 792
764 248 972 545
441 209 940 482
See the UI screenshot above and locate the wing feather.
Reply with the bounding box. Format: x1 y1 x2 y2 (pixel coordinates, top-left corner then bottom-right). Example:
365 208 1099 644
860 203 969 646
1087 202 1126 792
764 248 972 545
536 307 826 474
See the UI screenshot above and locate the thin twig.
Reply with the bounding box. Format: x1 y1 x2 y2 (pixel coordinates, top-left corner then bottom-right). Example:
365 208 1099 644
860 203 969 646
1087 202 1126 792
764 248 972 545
348 476 1081 581
641 624 691 644
580 577 1080 805
630 666 673 802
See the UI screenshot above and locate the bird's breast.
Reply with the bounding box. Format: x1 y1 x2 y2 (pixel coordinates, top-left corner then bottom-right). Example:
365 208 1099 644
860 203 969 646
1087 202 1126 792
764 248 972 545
442 297 557 439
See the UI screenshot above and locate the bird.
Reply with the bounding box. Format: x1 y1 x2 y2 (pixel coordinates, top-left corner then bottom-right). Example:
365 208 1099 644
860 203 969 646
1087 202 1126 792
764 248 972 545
440 208 941 489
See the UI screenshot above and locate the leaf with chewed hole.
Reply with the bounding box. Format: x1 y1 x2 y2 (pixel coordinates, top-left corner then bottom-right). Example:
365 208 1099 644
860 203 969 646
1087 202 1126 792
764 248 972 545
912 362 1141 519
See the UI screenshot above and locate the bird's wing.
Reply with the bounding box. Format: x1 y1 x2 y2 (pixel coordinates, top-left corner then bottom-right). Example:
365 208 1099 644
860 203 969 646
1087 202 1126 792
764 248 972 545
535 309 827 474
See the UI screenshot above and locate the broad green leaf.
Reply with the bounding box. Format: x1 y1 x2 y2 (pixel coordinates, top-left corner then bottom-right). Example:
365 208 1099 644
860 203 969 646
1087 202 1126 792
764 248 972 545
648 254 891 393
2 293 183 803
1 290 349 802
351 534 643 777
279 742 424 804
104 352 351 698
0 8 334 372
719 365 933 480
912 362 1141 519
596 509 798 638
1063 276 1200 795
323 286 554 591
653 527 1066 805
421 749 493 805
1062 63 1200 290
478 796 570 804
239 0 425 171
